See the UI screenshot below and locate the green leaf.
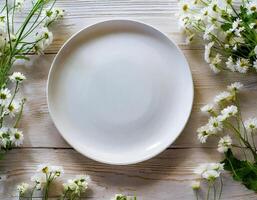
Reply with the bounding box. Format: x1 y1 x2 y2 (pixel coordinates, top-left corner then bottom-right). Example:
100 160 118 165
220 23 232 32
14 55 30 61
222 149 257 192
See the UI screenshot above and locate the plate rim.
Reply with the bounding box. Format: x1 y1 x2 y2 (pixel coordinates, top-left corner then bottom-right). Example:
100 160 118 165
47 19 194 165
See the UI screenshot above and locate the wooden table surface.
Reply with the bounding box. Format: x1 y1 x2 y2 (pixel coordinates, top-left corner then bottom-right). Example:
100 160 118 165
1 1 257 199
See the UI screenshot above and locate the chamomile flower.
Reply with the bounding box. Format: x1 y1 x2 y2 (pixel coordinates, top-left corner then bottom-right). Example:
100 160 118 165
49 165 64 177
194 163 224 176
0 88 11 105
191 181 201 190
44 8 65 26
246 2 257 14
225 56 236 72
10 128 24 147
220 105 238 119
217 135 232 153
34 27 53 54
63 175 90 197
200 104 214 114
17 182 30 195
6 100 20 117
194 163 224 182
208 117 223 133
204 42 214 63
202 169 220 181
9 72 26 82
197 125 211 143
31 173 46 190
214 91 232 104
209 53 221 73
227 82 243 92
244 118 257 131
236 58 250 73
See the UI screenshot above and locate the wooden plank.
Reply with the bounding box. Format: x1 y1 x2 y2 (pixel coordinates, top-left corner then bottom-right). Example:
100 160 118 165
0 148 256 200
12 50 257 148
14 0 201 53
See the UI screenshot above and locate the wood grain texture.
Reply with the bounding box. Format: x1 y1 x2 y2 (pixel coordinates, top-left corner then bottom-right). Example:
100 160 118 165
0 149 256 200
1 0 257 199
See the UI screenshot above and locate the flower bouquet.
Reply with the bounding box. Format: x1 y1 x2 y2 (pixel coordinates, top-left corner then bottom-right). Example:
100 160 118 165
178 0 257 74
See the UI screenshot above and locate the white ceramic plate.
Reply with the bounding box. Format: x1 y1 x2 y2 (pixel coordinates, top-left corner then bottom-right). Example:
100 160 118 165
47 20 194 165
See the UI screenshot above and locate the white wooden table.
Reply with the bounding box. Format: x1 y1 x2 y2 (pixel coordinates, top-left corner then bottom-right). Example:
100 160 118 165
1 1 257 199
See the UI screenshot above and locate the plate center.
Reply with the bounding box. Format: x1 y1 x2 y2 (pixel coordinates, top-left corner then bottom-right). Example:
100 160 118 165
84 60 155 127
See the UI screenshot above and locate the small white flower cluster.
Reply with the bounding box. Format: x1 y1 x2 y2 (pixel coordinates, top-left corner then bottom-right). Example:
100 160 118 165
32 164 64 190
193 163 224 186
0 72 26 151
17 164 90 200
197 82 243 153
0 127 24 149
178 0 257 74
63 175 90 198
44 8 65 26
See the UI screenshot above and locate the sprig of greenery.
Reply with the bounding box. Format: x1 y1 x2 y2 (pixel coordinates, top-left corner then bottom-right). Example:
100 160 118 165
0 0 64 158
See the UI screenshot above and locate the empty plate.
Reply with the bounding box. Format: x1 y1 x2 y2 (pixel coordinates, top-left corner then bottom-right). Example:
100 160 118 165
47 20 194 165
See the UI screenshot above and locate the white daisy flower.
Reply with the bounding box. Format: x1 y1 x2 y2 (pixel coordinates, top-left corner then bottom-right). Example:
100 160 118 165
31 174 46 190
0 88 11 105
17 182 30 195
246 2 257 14
204 42 214 63
235 58 250 73
217 135 232 153
9 72 26 82
197 125 210 143
191 181 200 190
34 27 53 54
209 53 221 73
225 56 236 72
179 1 191 15
63 174 90 194
214 91 232 103
44 8 65 26
6 100 20 117
10 128 24 147
208 163 224 171
208 117 223 133
200 104 214 113
0 127 9 148
194 163 223 175
245 118 257 131
219 105 238 121
202 169 220 181
195 163 223 181
227 82 243 92
49 165 64 176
